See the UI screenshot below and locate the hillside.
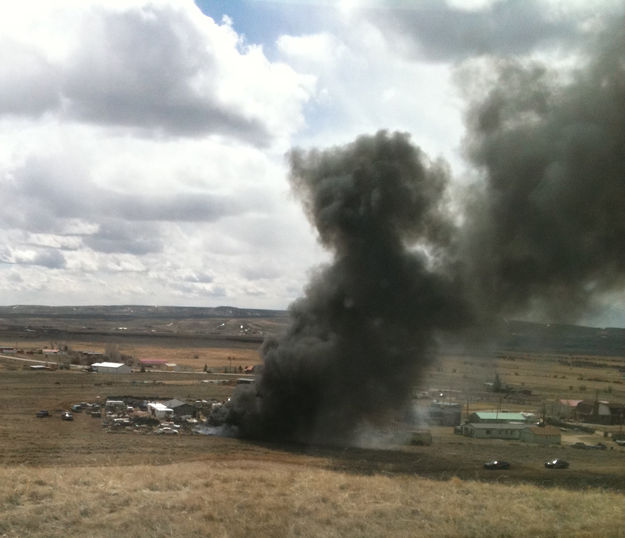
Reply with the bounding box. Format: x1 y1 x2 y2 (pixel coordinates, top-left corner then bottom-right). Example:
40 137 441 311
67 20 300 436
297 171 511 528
1 305 625 356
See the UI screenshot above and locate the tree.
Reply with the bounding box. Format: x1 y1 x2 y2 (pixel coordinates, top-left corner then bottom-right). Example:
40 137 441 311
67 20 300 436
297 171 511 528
493 373 503 393
105 343 121 362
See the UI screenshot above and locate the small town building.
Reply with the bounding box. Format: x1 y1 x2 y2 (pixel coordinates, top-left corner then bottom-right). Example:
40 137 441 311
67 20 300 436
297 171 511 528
461 423 527 439
429 401 462 426
467 411 528 424
79 351 105 365
519 425 561 445
138 359 168 368
91 362 131 374
554 399 583 419
0 347 16 354
147 402 174 419
163 399 195 417
575 400 625 425
576 400 612 424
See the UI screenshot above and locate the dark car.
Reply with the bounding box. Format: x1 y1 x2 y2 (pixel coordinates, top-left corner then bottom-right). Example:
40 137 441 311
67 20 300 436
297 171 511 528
61 411 74 421
36 410 50 418
545 458 569 469
484 460 510 470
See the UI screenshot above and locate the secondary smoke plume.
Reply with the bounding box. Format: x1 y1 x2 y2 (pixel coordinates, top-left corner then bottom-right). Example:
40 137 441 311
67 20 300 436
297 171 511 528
225 131 468 443
460 20 625 322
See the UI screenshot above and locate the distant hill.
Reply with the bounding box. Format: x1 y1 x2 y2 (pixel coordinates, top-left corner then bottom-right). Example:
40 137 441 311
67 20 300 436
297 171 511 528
0 306 624 355
501 320 625 356
0 305 287 320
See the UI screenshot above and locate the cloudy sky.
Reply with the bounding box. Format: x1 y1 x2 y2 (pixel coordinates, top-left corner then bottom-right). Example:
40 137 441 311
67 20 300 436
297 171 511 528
0 0 621 313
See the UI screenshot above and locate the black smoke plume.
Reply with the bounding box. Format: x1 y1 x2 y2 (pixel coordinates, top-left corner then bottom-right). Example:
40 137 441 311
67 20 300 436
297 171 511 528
226 131 468 443
221 17 625 444
460 19 625 322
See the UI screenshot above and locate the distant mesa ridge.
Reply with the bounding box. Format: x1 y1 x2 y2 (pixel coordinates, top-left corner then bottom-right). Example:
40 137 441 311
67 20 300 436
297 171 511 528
0 305 288 319
1 305 625 355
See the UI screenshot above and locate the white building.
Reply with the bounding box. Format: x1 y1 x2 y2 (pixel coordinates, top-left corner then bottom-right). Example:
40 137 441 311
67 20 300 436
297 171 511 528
91 362 131 374
147 402 174 419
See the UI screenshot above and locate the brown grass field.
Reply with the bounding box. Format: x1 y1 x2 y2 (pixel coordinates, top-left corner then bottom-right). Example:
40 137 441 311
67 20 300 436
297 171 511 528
2 331 625 536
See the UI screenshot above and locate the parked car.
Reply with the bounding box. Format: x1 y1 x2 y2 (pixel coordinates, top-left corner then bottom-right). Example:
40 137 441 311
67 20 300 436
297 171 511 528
61 411 73 421
36 410 50 418
71 404 83 412
484 460 510 470
156 427 179 435
571 442 588 449
545 458 569 469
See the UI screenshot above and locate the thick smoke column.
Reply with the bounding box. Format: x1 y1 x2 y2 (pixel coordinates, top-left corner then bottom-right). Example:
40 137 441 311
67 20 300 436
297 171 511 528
228 131 468 443
222 17 625 444
460 20 625 322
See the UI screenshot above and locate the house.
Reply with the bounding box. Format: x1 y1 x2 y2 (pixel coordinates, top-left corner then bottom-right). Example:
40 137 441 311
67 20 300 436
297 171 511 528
468 411 528 424
91 362 131 374
0 347 16 354
519 426 561 445
163 399 195 417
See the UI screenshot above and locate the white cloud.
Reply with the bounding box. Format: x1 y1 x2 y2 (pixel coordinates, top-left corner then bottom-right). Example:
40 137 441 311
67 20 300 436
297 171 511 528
0 0 321 308
0 0 619 316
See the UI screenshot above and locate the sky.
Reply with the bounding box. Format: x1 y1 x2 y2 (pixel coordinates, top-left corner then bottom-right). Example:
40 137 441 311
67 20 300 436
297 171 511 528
0 0 623 319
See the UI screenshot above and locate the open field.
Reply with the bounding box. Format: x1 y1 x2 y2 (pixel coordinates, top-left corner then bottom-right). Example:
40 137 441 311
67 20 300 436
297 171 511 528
3 459 625 538
2 310 625 536
2 365 625 536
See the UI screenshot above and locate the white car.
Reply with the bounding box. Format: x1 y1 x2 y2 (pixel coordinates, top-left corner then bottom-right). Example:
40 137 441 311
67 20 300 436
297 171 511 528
156 427 179 435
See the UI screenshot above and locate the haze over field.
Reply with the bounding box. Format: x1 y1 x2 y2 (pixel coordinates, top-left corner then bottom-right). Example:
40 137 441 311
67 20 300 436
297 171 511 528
1 0 624 327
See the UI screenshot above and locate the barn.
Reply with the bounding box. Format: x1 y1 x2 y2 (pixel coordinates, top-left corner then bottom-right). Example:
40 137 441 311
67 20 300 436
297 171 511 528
91 362 131 374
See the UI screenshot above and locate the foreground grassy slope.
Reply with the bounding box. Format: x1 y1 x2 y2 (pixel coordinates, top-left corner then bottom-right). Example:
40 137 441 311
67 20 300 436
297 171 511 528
2 460 625 538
